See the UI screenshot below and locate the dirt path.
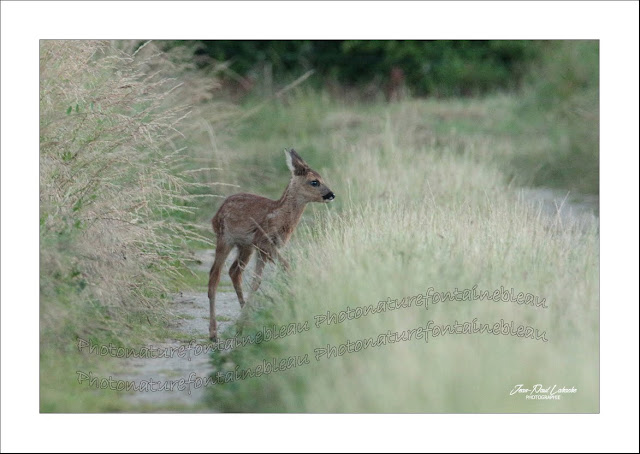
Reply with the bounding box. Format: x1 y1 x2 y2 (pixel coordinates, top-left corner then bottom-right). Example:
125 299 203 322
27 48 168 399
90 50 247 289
116 250 243 412
520 187 599 230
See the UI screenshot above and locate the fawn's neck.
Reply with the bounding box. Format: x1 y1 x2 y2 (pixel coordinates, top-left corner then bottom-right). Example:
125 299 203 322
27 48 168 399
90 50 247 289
274 181 308 235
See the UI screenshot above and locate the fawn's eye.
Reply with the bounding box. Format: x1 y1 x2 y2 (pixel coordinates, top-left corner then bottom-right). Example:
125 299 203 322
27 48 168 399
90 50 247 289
310 180 320 187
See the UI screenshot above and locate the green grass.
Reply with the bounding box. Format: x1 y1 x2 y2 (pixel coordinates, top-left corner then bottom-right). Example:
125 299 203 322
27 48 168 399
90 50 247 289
228 86 598 203
206 90 599 413
514 41 599 195
40 303 170 413
40 352 133 413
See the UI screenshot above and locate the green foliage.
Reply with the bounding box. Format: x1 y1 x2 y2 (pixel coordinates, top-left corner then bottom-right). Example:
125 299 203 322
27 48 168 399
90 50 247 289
341 40 536 96
172 40 539 97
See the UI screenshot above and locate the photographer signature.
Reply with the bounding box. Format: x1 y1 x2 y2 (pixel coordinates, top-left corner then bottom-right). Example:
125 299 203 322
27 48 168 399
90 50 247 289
510 384 578 396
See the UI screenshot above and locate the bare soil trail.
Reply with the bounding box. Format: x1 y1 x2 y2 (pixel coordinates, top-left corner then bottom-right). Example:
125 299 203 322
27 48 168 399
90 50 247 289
520 187 599 230
115 250 245 412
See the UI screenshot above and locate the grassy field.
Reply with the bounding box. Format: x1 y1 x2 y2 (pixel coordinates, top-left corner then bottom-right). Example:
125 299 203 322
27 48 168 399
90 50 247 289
205 90 599 413
39 41 598 413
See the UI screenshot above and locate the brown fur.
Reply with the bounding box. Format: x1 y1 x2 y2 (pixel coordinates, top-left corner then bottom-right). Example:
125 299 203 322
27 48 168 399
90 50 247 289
207 149 334 340
385 66 406 103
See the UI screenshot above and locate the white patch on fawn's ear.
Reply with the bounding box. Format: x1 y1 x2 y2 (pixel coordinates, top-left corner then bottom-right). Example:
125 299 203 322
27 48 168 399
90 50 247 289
285 148 295 172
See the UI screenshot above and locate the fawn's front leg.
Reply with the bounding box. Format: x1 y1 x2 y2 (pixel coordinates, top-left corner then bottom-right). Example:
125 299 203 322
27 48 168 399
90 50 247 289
274 249 290 273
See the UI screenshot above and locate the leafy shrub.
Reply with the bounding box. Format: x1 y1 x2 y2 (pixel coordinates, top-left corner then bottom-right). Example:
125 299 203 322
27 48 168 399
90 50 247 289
173 40 539 97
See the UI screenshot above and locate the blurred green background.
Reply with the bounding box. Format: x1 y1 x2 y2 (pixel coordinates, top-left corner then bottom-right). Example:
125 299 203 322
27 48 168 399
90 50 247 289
183 40 535 96
166 39 599 194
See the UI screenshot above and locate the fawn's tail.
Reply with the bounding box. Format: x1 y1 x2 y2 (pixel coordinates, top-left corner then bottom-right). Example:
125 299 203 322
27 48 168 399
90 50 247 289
211 212 223 237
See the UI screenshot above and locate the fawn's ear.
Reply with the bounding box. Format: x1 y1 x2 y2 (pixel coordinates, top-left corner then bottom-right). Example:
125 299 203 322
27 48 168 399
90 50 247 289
285 148 309 176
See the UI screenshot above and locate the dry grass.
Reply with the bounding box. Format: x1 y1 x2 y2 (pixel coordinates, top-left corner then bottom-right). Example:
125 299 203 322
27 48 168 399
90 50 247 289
41 41 178 307
39 40 246 411
39 39 237 353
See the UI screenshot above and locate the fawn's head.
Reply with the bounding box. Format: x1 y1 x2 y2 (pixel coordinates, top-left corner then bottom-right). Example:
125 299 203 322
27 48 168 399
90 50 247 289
285 148 335 203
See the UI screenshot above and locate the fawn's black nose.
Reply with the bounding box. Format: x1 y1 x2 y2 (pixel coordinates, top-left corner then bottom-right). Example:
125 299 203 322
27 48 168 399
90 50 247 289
323 192 335 201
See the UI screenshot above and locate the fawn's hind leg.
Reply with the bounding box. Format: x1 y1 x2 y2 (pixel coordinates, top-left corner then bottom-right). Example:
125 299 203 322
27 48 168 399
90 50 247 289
208 242 232 341
229 246 253 308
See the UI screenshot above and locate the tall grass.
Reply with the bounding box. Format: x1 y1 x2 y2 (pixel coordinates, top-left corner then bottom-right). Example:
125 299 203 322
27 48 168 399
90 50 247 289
207 94 599 413
39 40 234 411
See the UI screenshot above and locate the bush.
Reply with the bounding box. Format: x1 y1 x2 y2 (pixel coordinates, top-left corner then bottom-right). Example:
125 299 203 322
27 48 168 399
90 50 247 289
175 40 540 97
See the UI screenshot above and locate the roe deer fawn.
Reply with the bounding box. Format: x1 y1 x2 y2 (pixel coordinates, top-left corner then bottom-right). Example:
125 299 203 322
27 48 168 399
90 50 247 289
207 148 335 341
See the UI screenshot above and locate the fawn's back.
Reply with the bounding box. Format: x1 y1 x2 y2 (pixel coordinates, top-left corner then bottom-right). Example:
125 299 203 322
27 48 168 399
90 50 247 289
212 193 281 247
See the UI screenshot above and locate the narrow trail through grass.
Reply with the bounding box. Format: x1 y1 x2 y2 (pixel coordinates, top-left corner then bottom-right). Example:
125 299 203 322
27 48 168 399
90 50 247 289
115 248 282 412
113 251 239 412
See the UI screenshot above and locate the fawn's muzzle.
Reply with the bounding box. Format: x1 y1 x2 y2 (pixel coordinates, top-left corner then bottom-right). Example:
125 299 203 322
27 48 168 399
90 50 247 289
323 191 335 201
